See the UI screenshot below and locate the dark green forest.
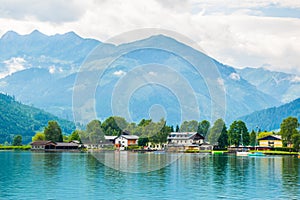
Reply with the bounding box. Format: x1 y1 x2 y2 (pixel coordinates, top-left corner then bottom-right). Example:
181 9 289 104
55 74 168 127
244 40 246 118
0 93 75 144
241 98 300 131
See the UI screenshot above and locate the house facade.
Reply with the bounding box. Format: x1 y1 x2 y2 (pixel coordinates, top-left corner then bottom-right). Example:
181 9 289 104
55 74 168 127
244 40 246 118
167 132 204 151
115 135 139 148
259 135 283 148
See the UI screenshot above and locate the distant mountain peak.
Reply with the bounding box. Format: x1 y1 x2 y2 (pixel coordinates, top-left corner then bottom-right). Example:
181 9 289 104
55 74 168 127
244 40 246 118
0 30 19 40
30 29 44 35
62 31 82 39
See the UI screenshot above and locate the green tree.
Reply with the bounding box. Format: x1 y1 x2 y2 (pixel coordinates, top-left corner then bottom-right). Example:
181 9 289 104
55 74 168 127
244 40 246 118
148 119 172 144
180 120 198 132
217 124 228 148
292 133 300 151
44 121 63 142
175 125 179 132
208 119 225 145
138 137 149 146
138 119 152 127
279 117 299 147
85 120 104 143
68 130 82 143
228 120 249 147
197 120 210 138
12 135 22 146
32 132 45 141
101 116 128 136
250 130 257 147
63 135 69 142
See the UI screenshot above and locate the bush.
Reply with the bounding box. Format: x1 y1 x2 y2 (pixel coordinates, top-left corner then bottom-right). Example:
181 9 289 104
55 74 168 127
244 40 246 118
127 145 140 150
273 147 297 152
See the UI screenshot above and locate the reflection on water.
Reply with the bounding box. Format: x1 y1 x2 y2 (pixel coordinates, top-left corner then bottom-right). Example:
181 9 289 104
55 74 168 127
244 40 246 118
0 151 299 199
91 151 183 173
282 156 300 199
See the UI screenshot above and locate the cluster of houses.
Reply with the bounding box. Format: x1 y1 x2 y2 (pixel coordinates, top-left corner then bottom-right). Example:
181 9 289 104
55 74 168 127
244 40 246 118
31 130 286 151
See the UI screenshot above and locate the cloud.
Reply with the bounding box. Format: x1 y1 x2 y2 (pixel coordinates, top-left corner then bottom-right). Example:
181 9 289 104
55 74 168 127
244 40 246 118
113 70 126 77
0 0 299 75
0 0 87 23
0 57 26 78
290 76 300 83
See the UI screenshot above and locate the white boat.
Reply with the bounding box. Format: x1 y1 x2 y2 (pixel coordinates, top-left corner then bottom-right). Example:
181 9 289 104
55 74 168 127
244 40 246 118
236 151 250 156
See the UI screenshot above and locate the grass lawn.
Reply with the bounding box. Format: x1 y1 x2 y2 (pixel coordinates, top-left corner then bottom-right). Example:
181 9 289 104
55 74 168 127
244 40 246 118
0 145 31 150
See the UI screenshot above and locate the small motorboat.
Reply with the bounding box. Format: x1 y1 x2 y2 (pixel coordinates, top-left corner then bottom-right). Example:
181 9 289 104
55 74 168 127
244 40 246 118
248 152 265 157
236 151 250 156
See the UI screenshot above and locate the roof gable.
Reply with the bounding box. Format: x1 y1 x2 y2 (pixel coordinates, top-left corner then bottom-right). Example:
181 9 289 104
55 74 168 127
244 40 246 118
168 132 204 140
259 135 282 141
30 141 54 145
116 134 139 140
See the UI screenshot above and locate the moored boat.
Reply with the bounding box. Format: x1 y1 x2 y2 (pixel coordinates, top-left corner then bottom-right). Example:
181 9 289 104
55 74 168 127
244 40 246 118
248 152 265 157
236 151 250 156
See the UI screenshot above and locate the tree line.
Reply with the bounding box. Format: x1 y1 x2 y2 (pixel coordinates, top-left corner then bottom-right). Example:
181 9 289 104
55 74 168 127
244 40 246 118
27 116 300 151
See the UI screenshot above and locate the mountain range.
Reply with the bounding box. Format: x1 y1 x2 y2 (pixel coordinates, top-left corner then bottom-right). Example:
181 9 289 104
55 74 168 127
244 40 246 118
0 30 298 128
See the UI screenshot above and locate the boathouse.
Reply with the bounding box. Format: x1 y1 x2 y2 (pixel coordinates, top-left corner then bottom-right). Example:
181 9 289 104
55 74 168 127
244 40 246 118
31 141 79 150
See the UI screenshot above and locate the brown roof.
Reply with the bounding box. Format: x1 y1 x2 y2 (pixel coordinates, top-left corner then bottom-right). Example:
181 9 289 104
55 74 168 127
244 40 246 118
30 141 54 145
55 142 78 147
30 141 78 147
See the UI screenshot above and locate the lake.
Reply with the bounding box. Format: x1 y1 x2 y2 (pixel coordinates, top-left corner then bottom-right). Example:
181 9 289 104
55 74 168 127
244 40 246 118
0 151 299 200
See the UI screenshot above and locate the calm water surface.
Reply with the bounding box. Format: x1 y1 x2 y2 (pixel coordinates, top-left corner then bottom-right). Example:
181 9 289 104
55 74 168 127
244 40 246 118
0 151 299 200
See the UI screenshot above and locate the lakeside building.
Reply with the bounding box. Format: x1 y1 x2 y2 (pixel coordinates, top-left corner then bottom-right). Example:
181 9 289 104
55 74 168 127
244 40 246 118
167 132 204 151
31 141 79 151
115 134 139 149
258 135 283 148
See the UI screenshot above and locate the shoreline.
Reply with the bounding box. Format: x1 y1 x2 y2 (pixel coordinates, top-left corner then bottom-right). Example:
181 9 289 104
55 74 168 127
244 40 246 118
1 147 299 156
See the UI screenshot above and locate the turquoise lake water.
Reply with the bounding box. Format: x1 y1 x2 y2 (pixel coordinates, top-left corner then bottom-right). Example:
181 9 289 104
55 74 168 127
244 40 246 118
0 151 299 200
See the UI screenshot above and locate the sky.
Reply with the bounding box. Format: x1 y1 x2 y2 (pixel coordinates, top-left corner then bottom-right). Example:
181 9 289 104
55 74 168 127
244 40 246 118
0 0 300 75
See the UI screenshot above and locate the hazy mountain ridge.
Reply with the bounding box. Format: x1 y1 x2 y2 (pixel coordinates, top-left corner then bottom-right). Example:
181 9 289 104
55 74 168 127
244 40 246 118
237 67 300 103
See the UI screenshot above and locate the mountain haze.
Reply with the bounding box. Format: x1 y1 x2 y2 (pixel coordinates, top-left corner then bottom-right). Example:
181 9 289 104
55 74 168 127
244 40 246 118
237 67 300 103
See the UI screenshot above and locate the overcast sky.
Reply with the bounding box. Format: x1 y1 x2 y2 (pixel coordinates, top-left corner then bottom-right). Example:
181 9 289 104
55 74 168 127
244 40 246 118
0 0 299 75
